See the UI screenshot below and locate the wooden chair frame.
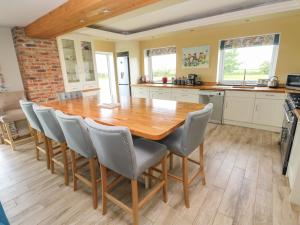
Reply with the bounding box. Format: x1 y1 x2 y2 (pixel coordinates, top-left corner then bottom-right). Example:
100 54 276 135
100 155 168 225
46 138 70 186
32 129 50 169
0 120 32 150
152 143 206 208
70 150 101 209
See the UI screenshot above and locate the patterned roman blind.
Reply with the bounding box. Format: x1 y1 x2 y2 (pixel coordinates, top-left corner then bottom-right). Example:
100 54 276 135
220 33 280 50
146 46 176 57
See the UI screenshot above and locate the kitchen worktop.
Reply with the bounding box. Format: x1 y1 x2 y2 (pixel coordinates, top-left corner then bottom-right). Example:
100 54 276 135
295 109 300 119
131 83 286 93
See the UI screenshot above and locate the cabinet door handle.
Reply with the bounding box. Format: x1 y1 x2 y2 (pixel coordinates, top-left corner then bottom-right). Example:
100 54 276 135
255 105 259 111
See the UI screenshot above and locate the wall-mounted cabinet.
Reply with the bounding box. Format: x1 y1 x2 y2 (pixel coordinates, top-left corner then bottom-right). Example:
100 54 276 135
57 36 98 92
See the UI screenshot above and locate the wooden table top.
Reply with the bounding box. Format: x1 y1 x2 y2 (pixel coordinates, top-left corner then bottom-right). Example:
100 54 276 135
42 96 205 140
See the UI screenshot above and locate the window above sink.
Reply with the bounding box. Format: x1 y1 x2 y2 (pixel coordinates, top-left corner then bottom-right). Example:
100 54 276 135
217 33 280 85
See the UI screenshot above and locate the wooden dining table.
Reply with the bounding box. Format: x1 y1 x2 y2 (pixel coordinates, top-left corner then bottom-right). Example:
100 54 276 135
42 96 205 140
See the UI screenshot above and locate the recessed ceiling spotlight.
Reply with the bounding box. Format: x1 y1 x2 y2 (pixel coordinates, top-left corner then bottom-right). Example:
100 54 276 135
102 8 111 13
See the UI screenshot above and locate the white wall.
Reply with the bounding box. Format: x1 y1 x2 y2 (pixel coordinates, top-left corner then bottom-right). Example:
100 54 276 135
115 41 141 84
0 27 23 91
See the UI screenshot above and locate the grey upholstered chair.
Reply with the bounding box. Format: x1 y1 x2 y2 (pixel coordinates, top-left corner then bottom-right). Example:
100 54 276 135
160 103 213 208
33 105 69 185
55 110 99 209
20 100 50 169
57 91 82 101
85 118 168 225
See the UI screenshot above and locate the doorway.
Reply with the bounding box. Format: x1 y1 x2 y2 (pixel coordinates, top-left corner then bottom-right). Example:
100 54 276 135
95 52 117 101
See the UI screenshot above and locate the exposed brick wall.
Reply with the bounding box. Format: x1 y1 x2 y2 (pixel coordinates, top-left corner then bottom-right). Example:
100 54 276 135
11 27 64 102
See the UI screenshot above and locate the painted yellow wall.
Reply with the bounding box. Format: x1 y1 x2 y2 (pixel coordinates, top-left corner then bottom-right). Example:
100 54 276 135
140 12 300 84
94 39 115 53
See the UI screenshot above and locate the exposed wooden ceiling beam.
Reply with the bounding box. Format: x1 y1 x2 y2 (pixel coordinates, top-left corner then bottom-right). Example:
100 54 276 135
25 0 160 39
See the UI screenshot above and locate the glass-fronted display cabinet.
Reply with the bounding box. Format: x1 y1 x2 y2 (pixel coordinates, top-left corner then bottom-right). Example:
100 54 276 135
80 41 96 82
62 39 80 83
57 36 98 92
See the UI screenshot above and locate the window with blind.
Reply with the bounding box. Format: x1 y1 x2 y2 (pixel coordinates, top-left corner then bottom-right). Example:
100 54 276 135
217 33 280 85
144 46 176 82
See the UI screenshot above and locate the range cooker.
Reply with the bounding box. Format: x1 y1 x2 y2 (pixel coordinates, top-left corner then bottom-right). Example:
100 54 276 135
280 92 300 174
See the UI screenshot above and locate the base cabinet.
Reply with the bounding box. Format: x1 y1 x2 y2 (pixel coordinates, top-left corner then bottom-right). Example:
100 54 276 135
149 88 171 100
224 91 285 131
223 96 255 123
131 87 150 98
252 98 284 127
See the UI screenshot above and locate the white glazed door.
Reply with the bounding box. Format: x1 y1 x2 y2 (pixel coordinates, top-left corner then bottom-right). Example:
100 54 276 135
58 38 82 91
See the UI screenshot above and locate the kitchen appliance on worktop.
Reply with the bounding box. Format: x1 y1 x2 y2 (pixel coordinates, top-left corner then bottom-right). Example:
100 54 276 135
175 74 202 86
280 92 300 174
286 74 300 90
267 76 279 88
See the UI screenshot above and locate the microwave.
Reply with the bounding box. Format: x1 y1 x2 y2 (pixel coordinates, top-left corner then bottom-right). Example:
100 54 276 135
286 74 300 90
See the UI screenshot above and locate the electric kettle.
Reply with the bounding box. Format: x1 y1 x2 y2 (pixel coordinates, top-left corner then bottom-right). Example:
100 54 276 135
268 76 279 88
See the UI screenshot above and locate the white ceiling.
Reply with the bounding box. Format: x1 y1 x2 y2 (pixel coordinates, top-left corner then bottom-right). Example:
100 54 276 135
95 0 290 33
0 0 67 27
76 0 300 40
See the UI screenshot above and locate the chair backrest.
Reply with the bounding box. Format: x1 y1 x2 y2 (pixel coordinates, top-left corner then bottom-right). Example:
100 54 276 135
85 118 137 179
0 91 25 112
57 91 82 101
181 103 213 155
55 111 96 158
33 105 65 143
19 100 43 132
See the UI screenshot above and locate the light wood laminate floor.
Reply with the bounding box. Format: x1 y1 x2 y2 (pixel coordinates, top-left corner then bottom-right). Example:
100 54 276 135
0 124 299 225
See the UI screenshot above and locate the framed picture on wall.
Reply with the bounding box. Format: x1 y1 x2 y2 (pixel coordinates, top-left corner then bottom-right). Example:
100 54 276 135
182 45 210 68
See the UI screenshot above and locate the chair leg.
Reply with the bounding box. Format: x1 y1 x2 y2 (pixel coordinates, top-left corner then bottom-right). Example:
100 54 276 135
148 169 153 188
131 180 139 225
70 151 77 191
169 153 174 170
47 138 54 174
199 143 206 185
43 133 50 170
100 164 107 215
162 155 168 203
33 130 39 160
4 123 15 150
61 143 69 186
89 158 98 209
182 156 190 208
0 123 5 144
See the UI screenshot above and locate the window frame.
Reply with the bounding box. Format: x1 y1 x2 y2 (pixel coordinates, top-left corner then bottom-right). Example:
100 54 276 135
217 33 280 85
144 46 176 83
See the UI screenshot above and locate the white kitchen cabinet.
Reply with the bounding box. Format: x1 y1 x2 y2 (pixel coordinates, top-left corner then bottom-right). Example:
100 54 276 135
223 96 255 123
252 98 284 127
57 35 98 92
149 88 171 100
131 86 150 98
171 88 199 103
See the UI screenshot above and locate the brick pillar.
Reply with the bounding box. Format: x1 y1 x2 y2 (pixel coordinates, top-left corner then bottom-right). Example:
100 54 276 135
11 27 65 102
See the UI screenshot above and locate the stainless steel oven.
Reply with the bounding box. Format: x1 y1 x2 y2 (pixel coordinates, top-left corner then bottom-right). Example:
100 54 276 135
286 74 300 90
280 99 298 174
